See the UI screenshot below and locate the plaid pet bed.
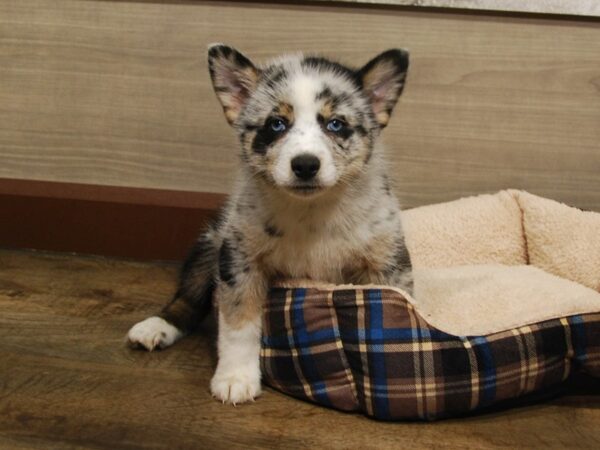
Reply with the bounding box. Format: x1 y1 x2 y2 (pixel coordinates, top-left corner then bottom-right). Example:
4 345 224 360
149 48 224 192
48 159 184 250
261 287 600 420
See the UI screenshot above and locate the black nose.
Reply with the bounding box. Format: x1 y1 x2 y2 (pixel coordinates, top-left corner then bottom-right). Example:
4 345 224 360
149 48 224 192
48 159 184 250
291 154 320 181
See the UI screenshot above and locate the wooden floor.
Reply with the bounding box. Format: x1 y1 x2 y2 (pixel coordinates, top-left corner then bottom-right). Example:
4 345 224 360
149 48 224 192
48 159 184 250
1 249 599 449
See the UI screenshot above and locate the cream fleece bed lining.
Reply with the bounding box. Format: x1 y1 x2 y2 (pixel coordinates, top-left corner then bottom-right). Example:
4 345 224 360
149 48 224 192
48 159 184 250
277 189 600 337
412 264 600 335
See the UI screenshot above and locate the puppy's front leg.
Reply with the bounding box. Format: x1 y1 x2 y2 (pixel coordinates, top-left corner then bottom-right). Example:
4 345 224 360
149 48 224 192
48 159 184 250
210 268 266 405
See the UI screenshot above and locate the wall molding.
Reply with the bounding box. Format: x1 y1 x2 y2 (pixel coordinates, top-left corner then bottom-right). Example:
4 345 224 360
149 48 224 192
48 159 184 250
0 178 226 261
310 0 600 19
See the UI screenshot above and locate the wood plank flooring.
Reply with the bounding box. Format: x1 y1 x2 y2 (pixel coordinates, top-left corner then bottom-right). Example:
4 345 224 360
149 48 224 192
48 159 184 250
0 249 599 449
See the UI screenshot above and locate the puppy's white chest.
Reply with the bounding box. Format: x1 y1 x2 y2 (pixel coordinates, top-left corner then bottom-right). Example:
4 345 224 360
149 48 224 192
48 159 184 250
264 229 360 283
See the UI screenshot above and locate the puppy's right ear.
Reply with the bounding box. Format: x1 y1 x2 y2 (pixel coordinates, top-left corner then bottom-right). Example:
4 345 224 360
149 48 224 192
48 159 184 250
208 44 259 125
358 49 409 128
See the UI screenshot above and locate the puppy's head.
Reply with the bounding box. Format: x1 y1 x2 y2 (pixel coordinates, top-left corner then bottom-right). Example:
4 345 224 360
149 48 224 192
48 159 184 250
208 44 409 198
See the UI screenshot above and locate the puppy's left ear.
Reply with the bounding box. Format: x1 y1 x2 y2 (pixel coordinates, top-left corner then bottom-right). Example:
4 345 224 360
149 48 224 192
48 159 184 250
358 49 409 127
208 44 260 125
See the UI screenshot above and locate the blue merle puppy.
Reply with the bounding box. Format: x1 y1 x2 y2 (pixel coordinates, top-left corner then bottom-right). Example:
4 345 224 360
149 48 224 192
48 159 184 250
128 44 413 404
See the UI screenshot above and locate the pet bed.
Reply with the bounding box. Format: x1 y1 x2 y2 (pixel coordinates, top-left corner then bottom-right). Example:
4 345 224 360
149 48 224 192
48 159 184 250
260 190 600 420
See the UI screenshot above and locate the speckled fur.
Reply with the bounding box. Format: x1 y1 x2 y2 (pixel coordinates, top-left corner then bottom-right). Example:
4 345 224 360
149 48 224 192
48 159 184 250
128 45 413 404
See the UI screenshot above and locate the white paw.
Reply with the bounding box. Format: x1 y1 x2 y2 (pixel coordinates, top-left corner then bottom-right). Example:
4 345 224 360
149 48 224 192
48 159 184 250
127 316 182 351
210 366 262 405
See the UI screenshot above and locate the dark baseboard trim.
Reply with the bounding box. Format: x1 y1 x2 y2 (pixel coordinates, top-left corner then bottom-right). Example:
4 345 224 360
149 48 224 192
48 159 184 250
0 178 226 261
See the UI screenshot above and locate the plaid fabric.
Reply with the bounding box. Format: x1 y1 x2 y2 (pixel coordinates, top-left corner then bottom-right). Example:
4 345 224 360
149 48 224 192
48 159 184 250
261 287 600 420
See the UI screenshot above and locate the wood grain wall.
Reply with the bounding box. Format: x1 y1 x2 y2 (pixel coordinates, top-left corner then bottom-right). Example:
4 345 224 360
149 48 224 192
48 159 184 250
1 0 599 210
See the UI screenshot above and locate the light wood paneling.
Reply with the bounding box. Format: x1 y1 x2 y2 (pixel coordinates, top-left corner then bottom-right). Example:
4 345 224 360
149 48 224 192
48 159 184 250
1 248 600 449
1 0 599 210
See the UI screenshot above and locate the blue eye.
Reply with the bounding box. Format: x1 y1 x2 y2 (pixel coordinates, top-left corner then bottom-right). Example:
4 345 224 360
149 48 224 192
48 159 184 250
270 118 287 133
327 119 345 133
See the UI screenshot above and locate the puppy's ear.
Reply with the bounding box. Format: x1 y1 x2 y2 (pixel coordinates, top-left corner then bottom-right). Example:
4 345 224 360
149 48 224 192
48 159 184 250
208 44 259 125
357 49 409 127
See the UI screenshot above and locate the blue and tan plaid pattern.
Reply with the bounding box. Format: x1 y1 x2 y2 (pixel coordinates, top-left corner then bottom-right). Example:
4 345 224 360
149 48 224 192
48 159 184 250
261 287 600 420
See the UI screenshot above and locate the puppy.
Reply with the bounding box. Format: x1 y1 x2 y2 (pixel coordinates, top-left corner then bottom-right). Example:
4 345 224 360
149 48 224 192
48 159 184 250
128 44 413 404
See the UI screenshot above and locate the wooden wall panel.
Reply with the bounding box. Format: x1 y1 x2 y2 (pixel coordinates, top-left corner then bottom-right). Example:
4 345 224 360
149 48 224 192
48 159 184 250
1 0 599 210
